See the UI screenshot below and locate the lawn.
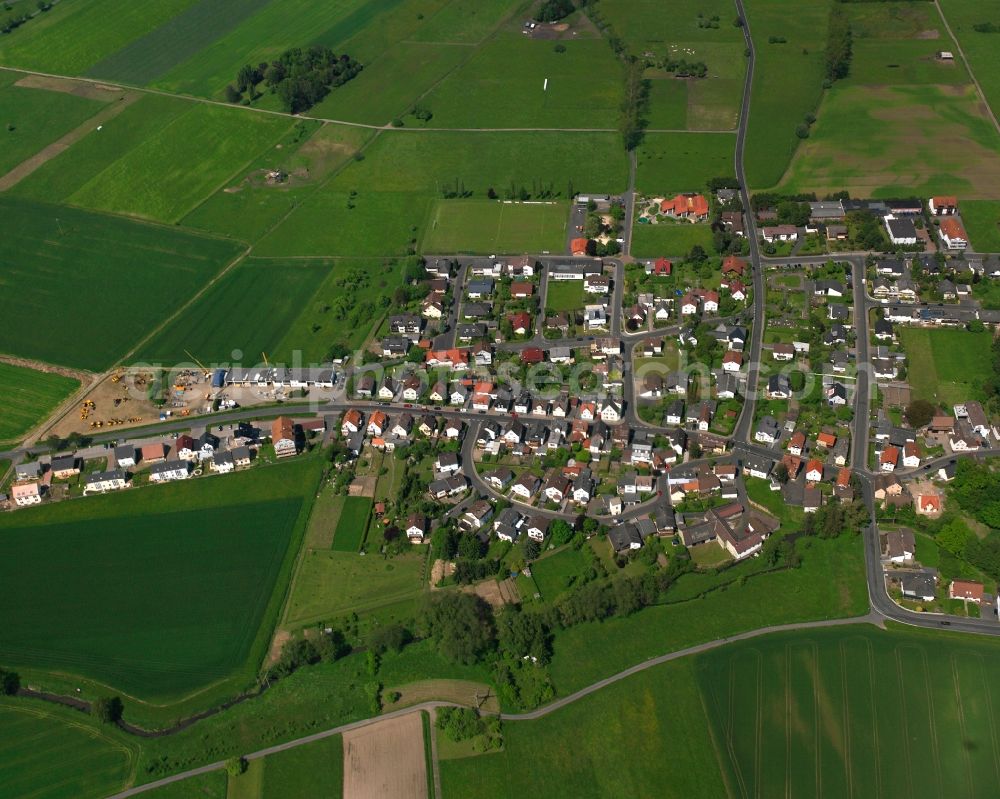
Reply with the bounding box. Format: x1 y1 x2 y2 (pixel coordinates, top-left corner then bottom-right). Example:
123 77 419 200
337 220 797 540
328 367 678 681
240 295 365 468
0 457 323 707
698 624 1000 799
133 258 333 365
331 496 372 552
283 548 426 627
547 533 867 695
635 132 736 194
0 75 108 175
423 200 568 254
0 700 139 799
631 222 715 257
69 103 292 222
0 197 243 371
440 656 727 799
939 0 1000 119
899 327 993 405
959 199 1000 252
545 280 586 312
84 0 273 85
531 546 589 601
742 0 829 189
0 363 79 444
0 0 197 75
418 34 623 129
778 84 1000 199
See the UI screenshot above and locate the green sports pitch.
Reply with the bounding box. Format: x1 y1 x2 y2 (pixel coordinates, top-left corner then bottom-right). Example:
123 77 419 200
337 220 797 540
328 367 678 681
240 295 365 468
423 199 568 254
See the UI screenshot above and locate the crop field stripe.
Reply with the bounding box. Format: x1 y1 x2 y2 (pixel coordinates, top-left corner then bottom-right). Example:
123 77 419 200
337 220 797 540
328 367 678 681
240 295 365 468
85 0 273 85
864 638 882 799
840 641 854 799
920 648 944 796
893 648 915 795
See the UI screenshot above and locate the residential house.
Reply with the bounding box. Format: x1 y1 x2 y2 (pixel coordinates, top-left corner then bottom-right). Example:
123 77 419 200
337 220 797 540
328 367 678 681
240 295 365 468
114 445 136 468
149 460 190 482
900 573 936 602
50 455 79 479
949 580 984 603
940 217 968 249
12 482 42 506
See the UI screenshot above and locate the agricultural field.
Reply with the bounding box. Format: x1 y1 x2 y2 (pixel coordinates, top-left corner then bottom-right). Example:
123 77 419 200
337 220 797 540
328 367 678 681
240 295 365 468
0 0 197 75
69 103 292 223
0 700 139 799
0 362 79 444
0 73 109 176
257 734 344 798
410 0 520 44
741 0 828 188
331 495 372 552
133 258 333 365
141 771 227 799
0 457 323 707
699 625 1000 799
423 200 568 254
418 35 622 129
547 533 867 695
899 327 993 405
440 656 726 799
631 222 715 258
597 0 745 51
0 198 242 371
939 0 1000 119
545 280 586 312
283 548 426 628
959 199 1000 252
635 132 736 194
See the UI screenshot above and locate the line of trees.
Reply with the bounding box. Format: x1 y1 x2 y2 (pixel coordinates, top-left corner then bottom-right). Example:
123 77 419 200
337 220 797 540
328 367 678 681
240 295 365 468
825 6 853 82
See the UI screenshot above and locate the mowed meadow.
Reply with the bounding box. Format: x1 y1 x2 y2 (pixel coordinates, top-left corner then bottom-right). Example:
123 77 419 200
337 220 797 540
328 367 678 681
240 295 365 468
0 457 324 707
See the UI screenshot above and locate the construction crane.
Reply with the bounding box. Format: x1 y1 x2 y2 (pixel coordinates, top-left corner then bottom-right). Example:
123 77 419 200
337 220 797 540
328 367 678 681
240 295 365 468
185 350 209 377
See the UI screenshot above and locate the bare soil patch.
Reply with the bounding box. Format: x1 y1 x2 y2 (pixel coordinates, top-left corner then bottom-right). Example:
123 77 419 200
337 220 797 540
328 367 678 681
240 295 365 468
349 473 377 497
463 579 512 609
429 559 455 588
266 629 291 666
14 74 126 101
343 712 427 799
384 680 499 714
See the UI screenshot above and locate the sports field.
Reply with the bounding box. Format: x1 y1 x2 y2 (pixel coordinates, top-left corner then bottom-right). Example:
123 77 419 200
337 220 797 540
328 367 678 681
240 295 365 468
899 327 992 405
283 548 425 627
423 200 568 254
632 222 715 257
0 74 108 176
331 496 372 552
545 280 586 312
0 362 79 444
699 625 1000 799
0 701 139 799
635 132 736 194
134 258 333 365
0 458 322 704
0 198 242 371
742 0 828 188
960 199 1000 252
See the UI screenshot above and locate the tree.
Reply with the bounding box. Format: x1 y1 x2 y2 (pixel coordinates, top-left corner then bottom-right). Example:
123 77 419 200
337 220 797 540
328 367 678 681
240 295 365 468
0 668 19 695
458 532 484 560
497 606 552 663
534 0 574 23
226 756 248 777
825 6 852 81
223 84 241 103
236 63 258 94
904 399 935 429
369 623 411 654
92 696 123 724
774 462 790 484
549 519 574 546
937 519 973 556
421 593 496 664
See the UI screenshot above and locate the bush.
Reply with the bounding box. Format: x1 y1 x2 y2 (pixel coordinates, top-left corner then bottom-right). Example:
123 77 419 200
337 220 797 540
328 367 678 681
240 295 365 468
534 0 573 23
92 696 123 724
226 756 248 777
0 668 19 695
795 124 810 139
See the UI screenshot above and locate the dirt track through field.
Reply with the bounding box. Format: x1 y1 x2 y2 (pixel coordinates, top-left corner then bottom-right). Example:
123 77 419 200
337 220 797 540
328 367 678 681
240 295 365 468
343 711 427 799
0 89 140 191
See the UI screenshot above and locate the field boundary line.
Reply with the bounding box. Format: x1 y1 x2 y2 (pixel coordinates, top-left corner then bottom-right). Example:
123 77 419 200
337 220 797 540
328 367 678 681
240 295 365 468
726 657 749 799
975 653 1000 788
933 0 1000 139
698 678 740 799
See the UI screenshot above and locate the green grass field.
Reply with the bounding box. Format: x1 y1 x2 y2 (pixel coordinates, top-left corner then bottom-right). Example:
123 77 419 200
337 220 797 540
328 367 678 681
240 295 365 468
133 258 332 365
0 362 79 444
283 547 425 627
331 496 372 552
548 533 867 696
645 77 688 129
742 0 828 189
257 734 343 798
545 280 586 312
846 38 970 86
699 625 1000 799
440 655 727 799
141 771 227 798
0 75 108 175
632 222 715 257
423 200 568 254
959 199 1000 251
69 103 292 222
531 546 588 601
0 198 242 371
899 327 993 405
0 700 139 799
84 0 272 85
939 0 1000 120
0 458 323 705
0 0 197 75
635 132 736 194
418 34 622 129
410 0 519 44
598 0 745 49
